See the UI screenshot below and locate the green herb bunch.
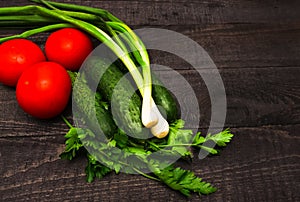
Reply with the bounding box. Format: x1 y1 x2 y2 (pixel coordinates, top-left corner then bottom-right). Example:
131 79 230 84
61 115 233 197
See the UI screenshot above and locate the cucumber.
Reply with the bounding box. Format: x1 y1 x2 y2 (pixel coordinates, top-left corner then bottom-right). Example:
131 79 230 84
115 59 179 122
69 71 118 139
152 75 179 123
85 57 149 138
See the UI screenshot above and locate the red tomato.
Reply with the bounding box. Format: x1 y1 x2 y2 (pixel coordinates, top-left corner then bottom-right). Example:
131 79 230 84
16 62 71 119
0 39 46 86
45 28 93 71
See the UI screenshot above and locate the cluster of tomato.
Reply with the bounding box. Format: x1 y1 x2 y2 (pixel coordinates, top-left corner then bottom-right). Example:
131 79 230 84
0 28 93 119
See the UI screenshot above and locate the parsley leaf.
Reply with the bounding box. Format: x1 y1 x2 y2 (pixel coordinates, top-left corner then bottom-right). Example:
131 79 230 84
204 128 234 147
59 127 84 160
192 129 234 155
85 154 112 182
167 120 194 157
154 165 217 197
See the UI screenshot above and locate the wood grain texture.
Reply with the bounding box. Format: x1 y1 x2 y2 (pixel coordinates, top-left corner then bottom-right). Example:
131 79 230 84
147 23 300 69
1 125 299 201
0 0 300 201
3 0 300 25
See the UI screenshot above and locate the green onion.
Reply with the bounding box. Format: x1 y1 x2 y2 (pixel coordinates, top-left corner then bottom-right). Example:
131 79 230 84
30 0 122 22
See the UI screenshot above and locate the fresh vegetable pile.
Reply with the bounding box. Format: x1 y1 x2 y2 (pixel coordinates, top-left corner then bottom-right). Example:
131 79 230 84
0 0 234 197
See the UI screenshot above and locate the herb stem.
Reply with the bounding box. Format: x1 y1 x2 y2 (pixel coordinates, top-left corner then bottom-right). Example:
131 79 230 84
132 168 161 181
146 141 161 151
61 115 73 129
159 144 194 147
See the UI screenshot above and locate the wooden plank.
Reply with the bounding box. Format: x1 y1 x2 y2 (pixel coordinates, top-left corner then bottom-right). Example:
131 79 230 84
1 0 300 26
1 124 299 201
147 23 300 69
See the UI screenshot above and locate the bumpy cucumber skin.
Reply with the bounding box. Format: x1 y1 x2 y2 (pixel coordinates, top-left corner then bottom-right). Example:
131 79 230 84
85 57 145 137
152 75 179 123
69 71 117 139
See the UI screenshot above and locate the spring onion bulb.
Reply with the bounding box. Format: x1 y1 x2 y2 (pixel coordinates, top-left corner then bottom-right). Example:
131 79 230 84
150 99 169 138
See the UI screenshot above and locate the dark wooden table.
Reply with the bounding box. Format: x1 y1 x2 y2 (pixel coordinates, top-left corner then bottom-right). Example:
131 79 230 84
1 0 299 201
